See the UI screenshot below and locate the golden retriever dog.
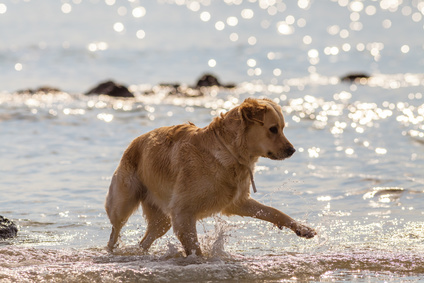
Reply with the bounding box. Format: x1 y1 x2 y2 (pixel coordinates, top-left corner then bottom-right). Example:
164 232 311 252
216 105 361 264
105 98 316 256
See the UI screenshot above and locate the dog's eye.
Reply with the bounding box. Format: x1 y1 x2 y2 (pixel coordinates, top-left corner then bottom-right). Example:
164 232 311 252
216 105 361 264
269 126 278 134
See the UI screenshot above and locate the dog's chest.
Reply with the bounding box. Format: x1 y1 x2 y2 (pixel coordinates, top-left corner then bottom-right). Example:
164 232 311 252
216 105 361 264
218 165 251 202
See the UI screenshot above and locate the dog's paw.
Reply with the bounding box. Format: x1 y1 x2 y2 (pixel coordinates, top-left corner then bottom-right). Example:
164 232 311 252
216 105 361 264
293 223 316 239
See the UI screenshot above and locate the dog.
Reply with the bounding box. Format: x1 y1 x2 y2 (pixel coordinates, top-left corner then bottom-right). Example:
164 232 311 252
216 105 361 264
105 98 316 256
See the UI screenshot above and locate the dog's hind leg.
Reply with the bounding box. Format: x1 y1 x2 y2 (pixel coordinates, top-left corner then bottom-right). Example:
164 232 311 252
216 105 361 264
139 202 171 251
172 212 202 256
105 173 142 250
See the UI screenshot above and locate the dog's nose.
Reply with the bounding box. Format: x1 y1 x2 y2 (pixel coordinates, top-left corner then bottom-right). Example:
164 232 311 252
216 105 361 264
286 147 296 157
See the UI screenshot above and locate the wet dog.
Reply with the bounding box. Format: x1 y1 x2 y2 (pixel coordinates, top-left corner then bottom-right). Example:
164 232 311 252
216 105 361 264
105 98 316 255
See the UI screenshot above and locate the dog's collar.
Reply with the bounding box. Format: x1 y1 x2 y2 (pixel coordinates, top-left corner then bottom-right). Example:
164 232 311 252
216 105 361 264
248 169 257 193
213 130 258 193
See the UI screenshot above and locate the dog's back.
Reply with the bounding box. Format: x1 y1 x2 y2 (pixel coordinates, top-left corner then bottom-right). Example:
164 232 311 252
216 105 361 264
112 124 200 203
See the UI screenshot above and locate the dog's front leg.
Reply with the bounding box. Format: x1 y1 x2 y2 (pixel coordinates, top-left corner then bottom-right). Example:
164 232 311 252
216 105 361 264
224 198 316 238
172 213 202 256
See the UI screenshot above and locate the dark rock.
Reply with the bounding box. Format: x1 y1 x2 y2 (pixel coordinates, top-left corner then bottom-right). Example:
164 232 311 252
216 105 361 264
222 82 236 88
159 83 181 89
0 216 18 240
143 74 236 97
85 80 134 98
195 73 236 89
194 74 236 88
36 86 62 93
196 73 222 87
341 73 371 83
154 83 181 96
16 86 62 95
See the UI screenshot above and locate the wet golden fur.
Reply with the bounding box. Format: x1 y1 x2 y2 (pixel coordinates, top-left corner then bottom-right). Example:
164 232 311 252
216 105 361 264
105 98 316 255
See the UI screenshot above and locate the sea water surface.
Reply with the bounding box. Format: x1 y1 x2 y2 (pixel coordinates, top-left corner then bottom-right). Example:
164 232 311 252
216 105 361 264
1 0 424 282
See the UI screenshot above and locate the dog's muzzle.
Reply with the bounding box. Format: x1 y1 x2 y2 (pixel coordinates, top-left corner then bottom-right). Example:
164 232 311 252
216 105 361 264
286 147 296 157
267 147 296 160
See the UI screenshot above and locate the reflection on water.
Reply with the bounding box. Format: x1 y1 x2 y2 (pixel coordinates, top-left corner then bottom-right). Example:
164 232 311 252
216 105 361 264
363 186 404 207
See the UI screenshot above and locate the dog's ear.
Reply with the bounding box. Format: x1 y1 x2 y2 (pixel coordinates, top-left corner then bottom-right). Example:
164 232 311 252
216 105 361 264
239 98 267 126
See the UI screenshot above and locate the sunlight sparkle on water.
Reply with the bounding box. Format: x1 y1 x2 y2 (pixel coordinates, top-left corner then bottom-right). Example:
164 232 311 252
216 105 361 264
247 36 257 45
227 16 238 26
277 21 294 35
229 32 239 41
97 113 114 122
273 68 282 76
117 6 127 16
345 148 355 155
0 3 7 14
401 45 410 54
375 147 387 155
61 3 72 14
317 196 332 201
45 0 424 78
308 147 320 158
136 30 146 39
303 35 312 45
298 0 311 10
132 6 146 18
113 22 125 33
241 8 254 19
247 59 256 67
188 1 200 12
200 11 211 22
349 1 364 12
14 63 23 71
215 21 225 31
63 108 85 115
88 42 108 52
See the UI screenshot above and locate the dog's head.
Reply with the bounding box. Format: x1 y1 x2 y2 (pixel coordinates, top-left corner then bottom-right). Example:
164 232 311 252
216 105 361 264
238 98 295 160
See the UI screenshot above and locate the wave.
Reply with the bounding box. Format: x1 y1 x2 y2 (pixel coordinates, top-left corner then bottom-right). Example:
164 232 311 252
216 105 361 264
1 244 424 282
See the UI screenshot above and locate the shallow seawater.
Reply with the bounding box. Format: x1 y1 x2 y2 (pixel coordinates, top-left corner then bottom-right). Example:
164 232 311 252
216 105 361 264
1 0 424 282
1 82 424 282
